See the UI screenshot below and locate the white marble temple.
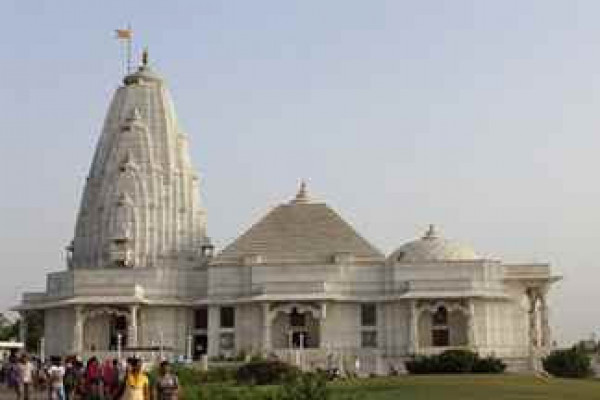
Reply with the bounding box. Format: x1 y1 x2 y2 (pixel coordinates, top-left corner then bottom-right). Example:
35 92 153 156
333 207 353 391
17 57 560 374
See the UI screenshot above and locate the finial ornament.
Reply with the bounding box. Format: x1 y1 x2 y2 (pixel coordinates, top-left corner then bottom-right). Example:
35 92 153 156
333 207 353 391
142 48 149 67
423 224 439 240
291 180 310 204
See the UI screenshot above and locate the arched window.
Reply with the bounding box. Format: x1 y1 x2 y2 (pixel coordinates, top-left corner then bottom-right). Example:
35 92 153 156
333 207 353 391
432 306 449 347
290 308 306 327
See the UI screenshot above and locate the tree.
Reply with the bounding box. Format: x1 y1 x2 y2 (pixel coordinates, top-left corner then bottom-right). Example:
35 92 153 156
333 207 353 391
0 313 19 341
20 311 44 352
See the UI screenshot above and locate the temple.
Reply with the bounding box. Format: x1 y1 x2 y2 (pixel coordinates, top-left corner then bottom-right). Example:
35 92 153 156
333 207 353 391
17 56 561 374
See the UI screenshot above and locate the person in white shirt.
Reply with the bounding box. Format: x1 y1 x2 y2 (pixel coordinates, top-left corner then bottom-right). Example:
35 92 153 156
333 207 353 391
47 356 65 400
17 354 33 400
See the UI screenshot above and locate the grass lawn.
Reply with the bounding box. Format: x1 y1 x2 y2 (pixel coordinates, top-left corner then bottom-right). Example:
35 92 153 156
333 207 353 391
328 375 600 400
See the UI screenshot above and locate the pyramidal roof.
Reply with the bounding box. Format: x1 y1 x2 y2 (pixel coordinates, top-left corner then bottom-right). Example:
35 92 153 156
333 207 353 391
213 183 384 266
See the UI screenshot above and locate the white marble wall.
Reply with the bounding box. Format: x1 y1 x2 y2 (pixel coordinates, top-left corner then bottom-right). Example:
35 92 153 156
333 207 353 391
44 308 74 356
138 306 191 353
235 304 262 353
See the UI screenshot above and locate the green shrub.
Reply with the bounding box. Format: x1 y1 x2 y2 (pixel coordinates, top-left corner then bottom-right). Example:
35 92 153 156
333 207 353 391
278 371 329 400
405 350 505 374
472 356 506 373
543 347 592 378
181 384 278 400
236 360 300 385
437 349 478 373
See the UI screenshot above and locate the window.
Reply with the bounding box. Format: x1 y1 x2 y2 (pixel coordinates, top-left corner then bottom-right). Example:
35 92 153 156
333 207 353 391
361 331 378 348
290 308 306 327
219 332 235 350
220 306 235 328
361 303 377 327
432 306 449 347
432 329 449 347
396 251 406 262
432 307 448 326
195 307 207 330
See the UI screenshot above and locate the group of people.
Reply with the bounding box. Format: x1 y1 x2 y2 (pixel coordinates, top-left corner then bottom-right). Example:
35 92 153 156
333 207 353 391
1 353 179 400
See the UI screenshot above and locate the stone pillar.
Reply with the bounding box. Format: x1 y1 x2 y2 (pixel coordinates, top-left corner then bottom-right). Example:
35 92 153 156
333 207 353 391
527 290 539 348
262 303 272 354
73 306 84 354
128 305 139 348
207 305 220 358
18 312 27 346
408 300 419 354
540 293 550 348
467 300 476 348
527 288 541 371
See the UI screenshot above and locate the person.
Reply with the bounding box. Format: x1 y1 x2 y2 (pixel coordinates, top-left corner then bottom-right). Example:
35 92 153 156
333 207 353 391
18 354 33 400
120 359 148 400
63 358 77 400
107 359 121 400
84 357 103 400
6 354 22 399
48 356 66 400
154 361 178 400
100 359 115 400
72 360 86 400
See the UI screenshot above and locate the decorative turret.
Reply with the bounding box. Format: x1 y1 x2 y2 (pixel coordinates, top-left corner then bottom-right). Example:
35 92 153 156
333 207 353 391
290 180 311 204
423 224 439 240
71 55 210 269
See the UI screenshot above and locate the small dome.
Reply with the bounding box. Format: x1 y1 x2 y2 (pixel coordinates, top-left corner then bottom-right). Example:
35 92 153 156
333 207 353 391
388 225 478 263
123 51 162 86
123 65 163 85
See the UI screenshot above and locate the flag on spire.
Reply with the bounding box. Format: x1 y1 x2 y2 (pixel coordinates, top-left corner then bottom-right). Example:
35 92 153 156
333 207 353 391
115 28 132 39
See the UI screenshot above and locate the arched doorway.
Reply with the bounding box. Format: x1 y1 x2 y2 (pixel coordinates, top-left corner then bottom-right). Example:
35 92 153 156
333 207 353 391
418 304 468 348
83 308 130 351
271 305 321 349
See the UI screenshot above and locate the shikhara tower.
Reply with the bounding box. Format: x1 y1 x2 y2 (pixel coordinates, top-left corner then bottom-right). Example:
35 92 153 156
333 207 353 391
18 55 213 356
71 52 210 270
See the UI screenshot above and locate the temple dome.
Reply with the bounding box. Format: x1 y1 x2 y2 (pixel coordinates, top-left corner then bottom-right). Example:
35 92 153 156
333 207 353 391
388 225 478 264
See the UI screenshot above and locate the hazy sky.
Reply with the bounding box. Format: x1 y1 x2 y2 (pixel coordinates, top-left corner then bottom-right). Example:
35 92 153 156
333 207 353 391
1 0 599 344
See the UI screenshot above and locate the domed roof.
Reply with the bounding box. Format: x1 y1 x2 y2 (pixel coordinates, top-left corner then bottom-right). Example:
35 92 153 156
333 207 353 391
123 50 164 85
388 225 478 264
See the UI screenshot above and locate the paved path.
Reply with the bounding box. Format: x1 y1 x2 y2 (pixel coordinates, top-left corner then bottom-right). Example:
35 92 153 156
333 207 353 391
0 385 48 400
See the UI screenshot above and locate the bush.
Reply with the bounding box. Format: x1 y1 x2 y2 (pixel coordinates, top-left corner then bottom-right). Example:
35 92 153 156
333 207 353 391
181 385 278 400
437 349 478 373
236 360 301 385
472 356 506 373
543 347 592 378
278 372 329 400
155 365 236 387
405 350 505 374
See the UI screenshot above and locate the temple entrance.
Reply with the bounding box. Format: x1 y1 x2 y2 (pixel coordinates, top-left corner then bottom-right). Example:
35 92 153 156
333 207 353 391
193 335 207 359
418 304 468 348
109 315 128 350
82 307 131 352
271 305 321 349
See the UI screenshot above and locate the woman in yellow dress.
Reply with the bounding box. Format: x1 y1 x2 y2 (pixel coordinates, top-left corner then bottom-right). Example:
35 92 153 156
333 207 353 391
121 359 148 400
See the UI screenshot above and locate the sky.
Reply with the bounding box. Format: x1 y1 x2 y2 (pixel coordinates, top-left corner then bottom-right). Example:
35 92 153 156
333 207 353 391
1 0 599 344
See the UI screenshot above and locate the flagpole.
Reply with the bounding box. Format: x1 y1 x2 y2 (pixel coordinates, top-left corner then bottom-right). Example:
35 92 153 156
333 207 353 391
116 26 133 76
126 24 132 74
